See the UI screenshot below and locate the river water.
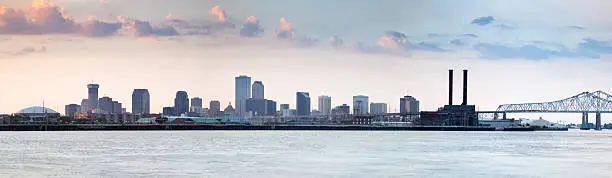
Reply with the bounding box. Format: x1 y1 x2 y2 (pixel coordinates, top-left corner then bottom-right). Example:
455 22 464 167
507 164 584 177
0 130 611 178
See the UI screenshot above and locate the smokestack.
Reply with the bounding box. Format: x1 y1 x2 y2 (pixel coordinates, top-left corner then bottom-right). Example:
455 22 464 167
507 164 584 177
462 70 468 105
448 70 453 105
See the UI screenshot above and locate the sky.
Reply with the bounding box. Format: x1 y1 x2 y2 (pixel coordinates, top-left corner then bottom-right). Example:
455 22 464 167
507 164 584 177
1 0 612 123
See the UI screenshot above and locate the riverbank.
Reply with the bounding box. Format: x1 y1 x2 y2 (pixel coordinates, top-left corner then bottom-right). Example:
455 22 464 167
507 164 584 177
0 124 515 131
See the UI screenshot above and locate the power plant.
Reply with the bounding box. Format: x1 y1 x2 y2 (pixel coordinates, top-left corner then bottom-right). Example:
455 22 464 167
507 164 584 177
417 70 478 126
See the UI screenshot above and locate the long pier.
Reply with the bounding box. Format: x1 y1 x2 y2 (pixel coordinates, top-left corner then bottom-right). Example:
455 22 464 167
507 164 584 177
0 124 506 131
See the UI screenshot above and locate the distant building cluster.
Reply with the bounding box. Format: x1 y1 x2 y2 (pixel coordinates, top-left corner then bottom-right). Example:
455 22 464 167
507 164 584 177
5 74 424 125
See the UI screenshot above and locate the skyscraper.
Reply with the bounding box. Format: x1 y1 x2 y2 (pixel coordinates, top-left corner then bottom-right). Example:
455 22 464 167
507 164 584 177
353 95 369 115
131 89 150 115
332 104 350 116
235 75 251 116
163 107 175 116
209 100 221 116
113 101 122 114
296 92 311 116
99 96 113 114
370 103 388 114
252 81 264 99
65 104 80 117
80 99 89 113
174 91 189 116
280 104 290 116
246 98 267 116
87 84 99 112
266 100 277 116
400 96 420 114
190 97 203 114
318 95 332 116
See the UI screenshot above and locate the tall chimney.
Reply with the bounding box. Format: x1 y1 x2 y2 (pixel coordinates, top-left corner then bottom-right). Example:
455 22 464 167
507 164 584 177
462 70 468 105
448 70 453 105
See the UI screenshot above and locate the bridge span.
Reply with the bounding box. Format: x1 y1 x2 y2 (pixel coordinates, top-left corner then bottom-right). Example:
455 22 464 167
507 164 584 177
492 91 612 130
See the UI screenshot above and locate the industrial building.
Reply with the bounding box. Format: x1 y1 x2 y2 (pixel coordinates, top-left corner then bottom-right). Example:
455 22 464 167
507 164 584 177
417 70 478 126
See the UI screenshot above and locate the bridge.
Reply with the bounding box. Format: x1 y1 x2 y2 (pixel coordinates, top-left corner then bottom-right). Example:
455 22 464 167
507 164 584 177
492 91 612 130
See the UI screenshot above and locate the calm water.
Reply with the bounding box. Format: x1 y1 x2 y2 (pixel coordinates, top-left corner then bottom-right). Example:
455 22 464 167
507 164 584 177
0 130 611 178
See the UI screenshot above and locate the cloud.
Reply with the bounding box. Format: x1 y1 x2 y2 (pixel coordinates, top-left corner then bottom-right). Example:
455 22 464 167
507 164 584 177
450 39 464 46
0 45 47 59
0 1 177 37
78 17 121 37
118 16 178 36
240 16 262 37
209 5 227 22
473 43 597 59
567 25 585 30
329 35 343 48
577 38 612 54
471 16 495 26
462 34 478 38
493 24 516 30
277 17 295 38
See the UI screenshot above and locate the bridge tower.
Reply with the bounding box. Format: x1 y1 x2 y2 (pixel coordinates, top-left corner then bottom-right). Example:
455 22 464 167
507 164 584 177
581 112 589 130
595 112 602 130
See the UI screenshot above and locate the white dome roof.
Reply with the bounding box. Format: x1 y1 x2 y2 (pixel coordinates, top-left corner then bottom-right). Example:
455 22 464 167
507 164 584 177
17 106 58 114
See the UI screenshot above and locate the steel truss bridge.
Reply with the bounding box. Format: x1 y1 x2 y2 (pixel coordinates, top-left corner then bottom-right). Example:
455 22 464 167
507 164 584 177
495 91 612 113
482 91 612 130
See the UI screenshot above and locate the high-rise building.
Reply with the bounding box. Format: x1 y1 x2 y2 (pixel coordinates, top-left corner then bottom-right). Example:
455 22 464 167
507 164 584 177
131 89 150 115
99 96 113 114
353 95 369 115
235 75 252 116
174 91 189 116
80 99 89 113
400 96 420 114
318 95 332 116
280 104 291 116
246 98 267 116
252 81 264 99
163 107 175 116
266 99 277 116
209 100 221 116
190 97 203 114
332 104 350 116
65 104 80 117
87 84 99 112
370 103 388 114
113 101 122 114
296 92 311 116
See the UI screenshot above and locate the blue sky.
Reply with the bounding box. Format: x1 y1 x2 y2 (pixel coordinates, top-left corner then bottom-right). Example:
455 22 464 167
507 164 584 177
1 0 612 123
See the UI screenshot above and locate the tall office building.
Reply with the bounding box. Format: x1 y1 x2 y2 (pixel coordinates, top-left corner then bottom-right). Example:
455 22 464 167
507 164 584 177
65 104 80 117
174 91 189 116
87 84 99 112
280 104 291 116
190 97 203 114
209 100 221 116
235 75 252 116
252 81 264 99
246 98 267 116
296 92 311 116
318 95 332 116
113 101 122 114
266 100 277 116
163 107 175 116
370 103 388 114
332 104 350 116
99 96 113 114
353 95 369 115
80 99 89 113
400 96 420 114
131 89 150 115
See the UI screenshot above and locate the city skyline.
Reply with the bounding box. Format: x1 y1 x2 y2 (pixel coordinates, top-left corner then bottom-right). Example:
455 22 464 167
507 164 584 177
1 0 612 123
